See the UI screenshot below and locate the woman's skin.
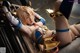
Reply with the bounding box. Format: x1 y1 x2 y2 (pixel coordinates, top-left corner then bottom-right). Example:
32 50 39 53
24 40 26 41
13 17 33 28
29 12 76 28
52 0 80 47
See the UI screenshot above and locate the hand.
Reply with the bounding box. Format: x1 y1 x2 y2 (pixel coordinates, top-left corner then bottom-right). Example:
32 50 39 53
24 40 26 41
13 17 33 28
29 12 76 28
3 6 9 13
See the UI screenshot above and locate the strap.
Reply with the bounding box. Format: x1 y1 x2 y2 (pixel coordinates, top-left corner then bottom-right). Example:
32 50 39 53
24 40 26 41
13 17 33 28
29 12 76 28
35 30 42 44
40 17 46 25
16 20 22 29
56 29 69 32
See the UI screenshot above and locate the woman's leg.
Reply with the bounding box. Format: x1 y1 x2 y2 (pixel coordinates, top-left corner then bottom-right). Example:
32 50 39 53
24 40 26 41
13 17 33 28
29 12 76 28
70 24 80 37
53 14 72 47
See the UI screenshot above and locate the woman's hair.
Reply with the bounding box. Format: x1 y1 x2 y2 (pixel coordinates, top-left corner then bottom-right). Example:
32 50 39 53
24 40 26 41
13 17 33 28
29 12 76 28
16 6 34 25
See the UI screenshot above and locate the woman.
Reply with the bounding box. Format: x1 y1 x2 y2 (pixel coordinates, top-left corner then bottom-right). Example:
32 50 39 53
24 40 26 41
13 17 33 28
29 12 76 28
3 5 60 52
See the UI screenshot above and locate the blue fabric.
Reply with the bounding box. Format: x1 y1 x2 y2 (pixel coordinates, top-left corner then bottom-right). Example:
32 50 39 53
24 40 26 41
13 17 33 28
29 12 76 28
16 20 22 29
35 30 42 44
56 29 69 32
40 18 46 25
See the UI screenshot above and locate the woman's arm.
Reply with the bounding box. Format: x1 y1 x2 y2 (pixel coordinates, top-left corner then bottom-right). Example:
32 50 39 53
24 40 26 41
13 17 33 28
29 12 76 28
34 12 46 26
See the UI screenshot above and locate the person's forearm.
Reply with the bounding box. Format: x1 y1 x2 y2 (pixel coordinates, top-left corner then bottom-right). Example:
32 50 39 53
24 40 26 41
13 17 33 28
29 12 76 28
23 25 39 36
5 12 19 25
34 12 46 25
34 12 42 19
3 6 22 28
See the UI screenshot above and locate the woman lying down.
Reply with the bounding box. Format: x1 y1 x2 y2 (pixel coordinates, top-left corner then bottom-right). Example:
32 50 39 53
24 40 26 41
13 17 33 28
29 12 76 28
2 6 59 53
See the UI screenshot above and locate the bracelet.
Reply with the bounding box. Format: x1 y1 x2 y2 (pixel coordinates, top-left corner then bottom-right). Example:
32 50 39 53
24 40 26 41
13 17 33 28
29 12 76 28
56 29 69 32
40 17 46 25
16 20 22 29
